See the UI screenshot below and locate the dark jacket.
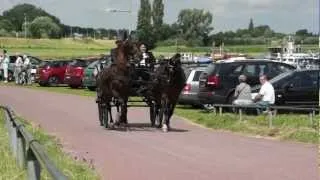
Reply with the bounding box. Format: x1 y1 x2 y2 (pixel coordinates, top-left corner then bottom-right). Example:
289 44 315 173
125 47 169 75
110 48 118 63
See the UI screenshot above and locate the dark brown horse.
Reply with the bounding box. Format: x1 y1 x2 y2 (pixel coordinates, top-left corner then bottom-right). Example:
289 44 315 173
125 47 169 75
97 39 139 128
147 53 186 132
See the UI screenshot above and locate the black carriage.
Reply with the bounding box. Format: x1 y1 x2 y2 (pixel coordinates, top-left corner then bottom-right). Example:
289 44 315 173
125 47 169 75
96 60 161 130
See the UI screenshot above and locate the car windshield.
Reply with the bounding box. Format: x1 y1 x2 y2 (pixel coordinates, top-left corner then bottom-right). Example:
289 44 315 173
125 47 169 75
38 61 51 68
69 60 88 67
193 70 204 81
269 71 292 84
88 60 100 68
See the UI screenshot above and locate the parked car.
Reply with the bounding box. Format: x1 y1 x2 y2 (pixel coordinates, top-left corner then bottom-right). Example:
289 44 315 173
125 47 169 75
198 59 296 105
252 69 320 107
83 56 112 91
36 60 71 86
178 66 207 107
64 59 96 88
1 55 43 82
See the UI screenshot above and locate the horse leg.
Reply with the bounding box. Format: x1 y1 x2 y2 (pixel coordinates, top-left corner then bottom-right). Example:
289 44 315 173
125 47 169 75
120 98 129 131
157 99 164 129
166 103 175 130
162 98 169 132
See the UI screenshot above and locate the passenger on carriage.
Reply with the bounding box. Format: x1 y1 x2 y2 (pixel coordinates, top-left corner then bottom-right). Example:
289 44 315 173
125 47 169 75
137 43 156 69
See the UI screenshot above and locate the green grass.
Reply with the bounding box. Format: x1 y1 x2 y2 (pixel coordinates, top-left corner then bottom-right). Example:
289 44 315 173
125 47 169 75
2 83 318 144
0 108 100 180
1 37 317 59
175 106 319 144
0 110 27 179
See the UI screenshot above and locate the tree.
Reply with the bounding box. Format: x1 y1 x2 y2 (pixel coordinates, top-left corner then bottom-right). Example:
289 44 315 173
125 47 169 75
2 3 61 32
295 29 311 36
29 16 61 38
177 9 213 46
137 0 154 48
152 0 164 41
248 18 254 32
0 19 14 31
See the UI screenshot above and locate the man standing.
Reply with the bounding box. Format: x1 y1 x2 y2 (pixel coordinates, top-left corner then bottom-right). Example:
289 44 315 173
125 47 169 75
23 55 32 85
14 53 23 84
2 50 9 83
253 75 275 114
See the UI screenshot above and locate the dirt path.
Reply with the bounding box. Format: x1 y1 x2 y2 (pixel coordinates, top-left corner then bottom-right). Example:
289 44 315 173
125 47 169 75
0 86 317 180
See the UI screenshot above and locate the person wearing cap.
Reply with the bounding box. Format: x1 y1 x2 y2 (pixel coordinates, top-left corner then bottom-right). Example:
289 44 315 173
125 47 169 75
2 49 9 83
22 54 32 85
232 74 252 105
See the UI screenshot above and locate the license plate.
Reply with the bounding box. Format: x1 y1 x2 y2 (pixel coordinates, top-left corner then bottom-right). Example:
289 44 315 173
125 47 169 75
31 69 37 73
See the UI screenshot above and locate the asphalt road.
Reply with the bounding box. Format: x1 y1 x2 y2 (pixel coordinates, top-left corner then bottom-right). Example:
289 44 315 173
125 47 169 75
0 86 318 180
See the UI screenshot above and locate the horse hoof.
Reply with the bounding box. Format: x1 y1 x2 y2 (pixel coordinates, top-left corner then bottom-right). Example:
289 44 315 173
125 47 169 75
162 124 168 132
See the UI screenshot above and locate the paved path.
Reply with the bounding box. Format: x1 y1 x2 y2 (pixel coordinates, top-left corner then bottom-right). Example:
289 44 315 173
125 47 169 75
0 86 318 180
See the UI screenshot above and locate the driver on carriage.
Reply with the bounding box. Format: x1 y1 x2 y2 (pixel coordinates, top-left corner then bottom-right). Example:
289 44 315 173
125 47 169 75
137 43 155 69
133 43 156 95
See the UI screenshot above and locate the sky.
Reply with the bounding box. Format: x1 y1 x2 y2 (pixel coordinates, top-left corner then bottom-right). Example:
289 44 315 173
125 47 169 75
1 0 319 34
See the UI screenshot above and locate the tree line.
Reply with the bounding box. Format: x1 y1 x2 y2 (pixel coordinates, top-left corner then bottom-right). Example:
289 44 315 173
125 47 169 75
0 3 317 48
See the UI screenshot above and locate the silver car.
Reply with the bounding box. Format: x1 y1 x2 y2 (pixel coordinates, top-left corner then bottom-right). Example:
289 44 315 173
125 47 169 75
178 66 207 107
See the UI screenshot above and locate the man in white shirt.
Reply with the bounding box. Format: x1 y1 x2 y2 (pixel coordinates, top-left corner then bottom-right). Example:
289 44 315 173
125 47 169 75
2 49 9 83
253 75 275 114
14 53 23 84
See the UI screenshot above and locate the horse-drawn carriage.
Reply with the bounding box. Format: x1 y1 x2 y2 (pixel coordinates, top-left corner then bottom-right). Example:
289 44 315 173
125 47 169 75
95 39 186 132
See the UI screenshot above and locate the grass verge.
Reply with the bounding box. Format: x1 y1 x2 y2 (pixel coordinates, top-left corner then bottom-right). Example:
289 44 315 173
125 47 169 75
2 83 319 144
175 106 319 144
0 110 27 179
0 108 100 180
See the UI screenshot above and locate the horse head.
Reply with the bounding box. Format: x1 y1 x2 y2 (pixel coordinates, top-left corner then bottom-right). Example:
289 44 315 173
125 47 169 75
168 53 182 74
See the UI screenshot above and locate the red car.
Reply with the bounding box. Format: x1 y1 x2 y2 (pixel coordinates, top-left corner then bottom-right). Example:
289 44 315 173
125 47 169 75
36 60 71 86
64 59 96 88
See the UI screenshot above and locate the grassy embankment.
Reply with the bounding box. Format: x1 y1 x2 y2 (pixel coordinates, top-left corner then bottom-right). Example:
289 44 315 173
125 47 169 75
2 83 318 144
0 109 100 180
1 37 318 59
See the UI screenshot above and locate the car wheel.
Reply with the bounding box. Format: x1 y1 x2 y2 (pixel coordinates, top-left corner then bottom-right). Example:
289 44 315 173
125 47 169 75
39 82 47 87
88 86 96 91
69 85 80 89
48 76 59 86
8 71 14 82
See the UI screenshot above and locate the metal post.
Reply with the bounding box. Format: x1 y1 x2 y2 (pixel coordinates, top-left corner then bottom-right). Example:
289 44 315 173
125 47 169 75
268 111 273 128
239 108 242 121
219 107 222 116
309 112 314 127
11 123 18 157
17 132 26 169
27 151 41 180
213 107 216 115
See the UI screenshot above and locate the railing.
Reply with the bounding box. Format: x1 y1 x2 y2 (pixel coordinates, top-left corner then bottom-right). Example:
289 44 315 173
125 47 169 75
206 104 319 128
0 106 68 180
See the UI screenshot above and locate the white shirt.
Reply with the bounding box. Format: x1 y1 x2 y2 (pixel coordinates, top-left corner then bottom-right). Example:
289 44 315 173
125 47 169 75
23 57 30 65
259 81 275 104
140 53 148 66
15 56 23 67
2 55 9 69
